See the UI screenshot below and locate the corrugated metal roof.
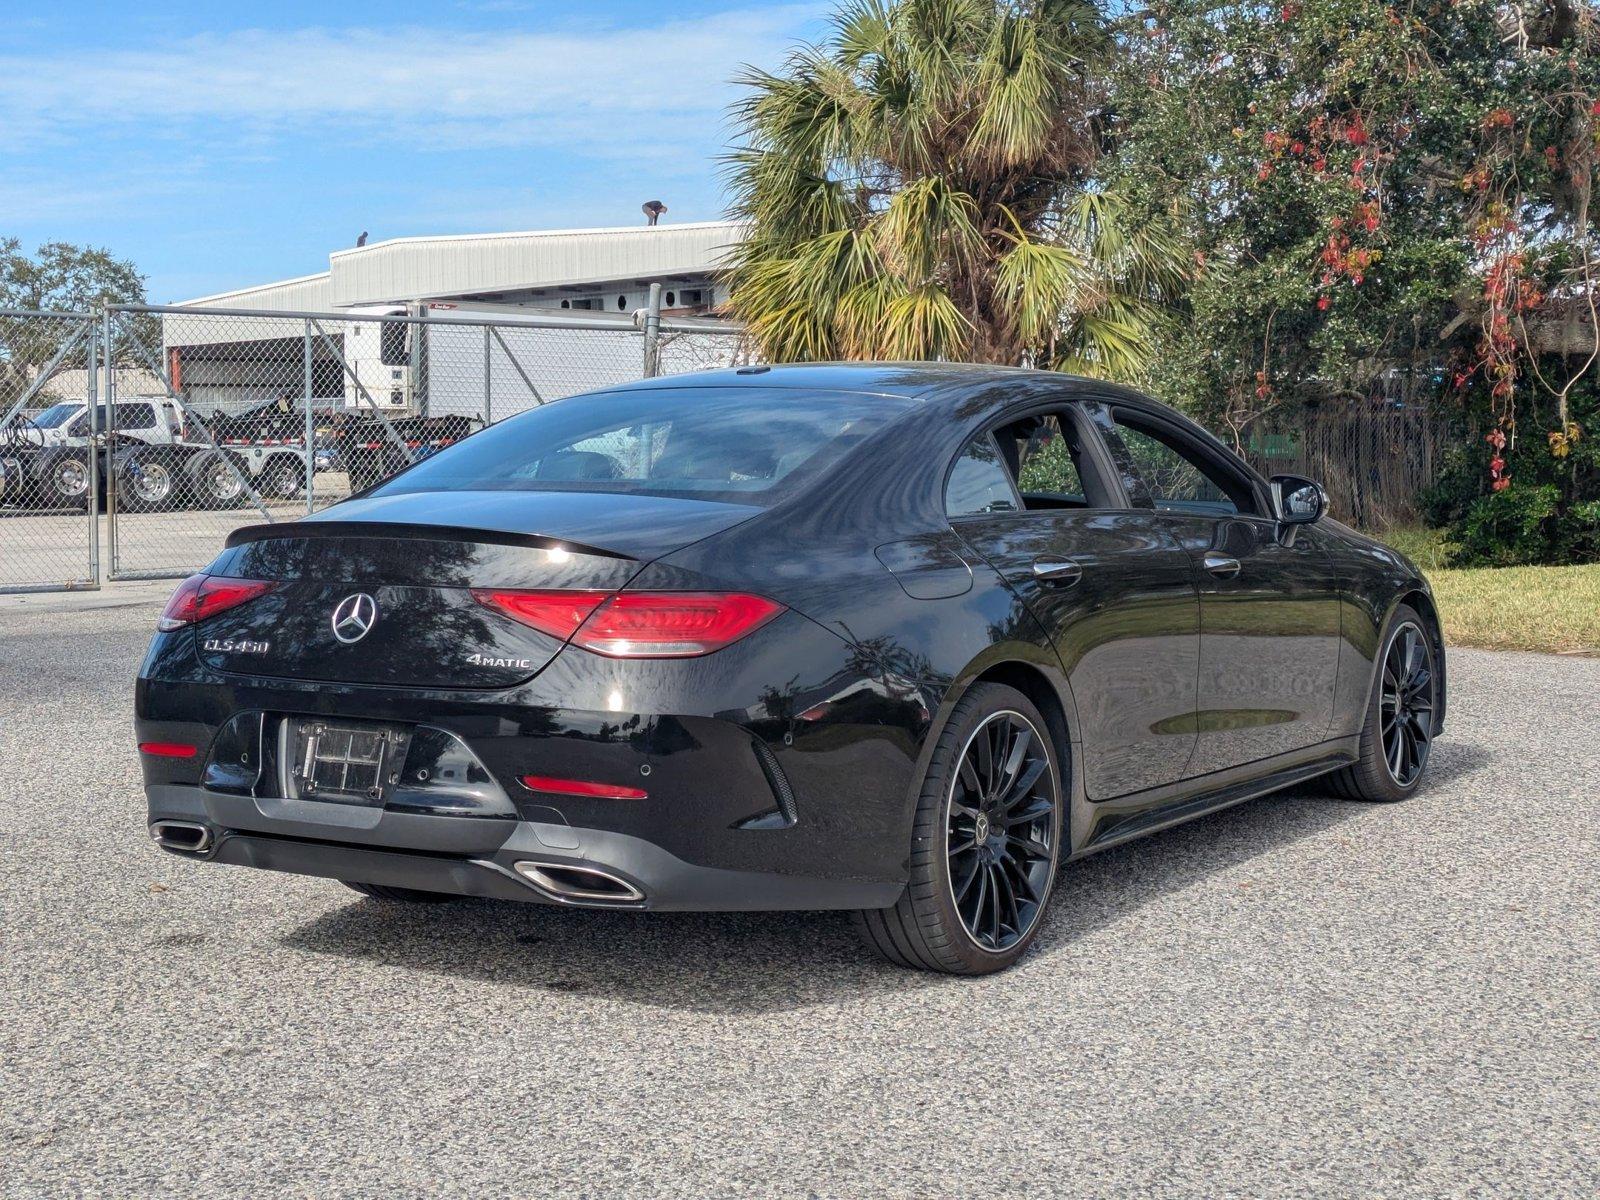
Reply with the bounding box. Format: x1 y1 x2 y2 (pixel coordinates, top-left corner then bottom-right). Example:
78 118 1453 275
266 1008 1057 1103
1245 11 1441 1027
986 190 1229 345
324 220 744 307
177 270 333 312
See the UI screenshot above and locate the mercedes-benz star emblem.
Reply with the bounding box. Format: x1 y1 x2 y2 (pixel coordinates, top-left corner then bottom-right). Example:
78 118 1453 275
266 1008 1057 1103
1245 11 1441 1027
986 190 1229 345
331 592 379 644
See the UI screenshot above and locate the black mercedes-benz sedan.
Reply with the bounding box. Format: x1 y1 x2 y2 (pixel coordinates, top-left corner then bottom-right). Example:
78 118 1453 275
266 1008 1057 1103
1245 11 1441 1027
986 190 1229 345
137 364 1444 973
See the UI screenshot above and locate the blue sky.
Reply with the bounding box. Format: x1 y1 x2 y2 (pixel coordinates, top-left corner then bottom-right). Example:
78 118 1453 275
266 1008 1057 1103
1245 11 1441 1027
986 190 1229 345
1 2 828 302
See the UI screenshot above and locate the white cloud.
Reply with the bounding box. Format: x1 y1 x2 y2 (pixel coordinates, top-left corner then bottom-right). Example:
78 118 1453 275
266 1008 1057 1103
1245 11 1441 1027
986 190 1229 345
0 6 823 153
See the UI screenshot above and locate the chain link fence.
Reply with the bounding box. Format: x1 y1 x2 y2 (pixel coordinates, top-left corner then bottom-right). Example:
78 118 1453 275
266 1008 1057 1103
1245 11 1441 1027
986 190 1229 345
0 310 101 591
3 300 1452 593
0 303 753 592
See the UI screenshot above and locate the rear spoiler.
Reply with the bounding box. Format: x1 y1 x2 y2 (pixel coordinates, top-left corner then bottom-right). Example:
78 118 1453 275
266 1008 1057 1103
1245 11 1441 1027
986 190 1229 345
223 520 628 560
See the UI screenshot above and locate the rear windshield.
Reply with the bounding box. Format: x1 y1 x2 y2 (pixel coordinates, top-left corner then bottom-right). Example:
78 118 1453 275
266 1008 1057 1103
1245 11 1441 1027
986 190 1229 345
369 386 914 505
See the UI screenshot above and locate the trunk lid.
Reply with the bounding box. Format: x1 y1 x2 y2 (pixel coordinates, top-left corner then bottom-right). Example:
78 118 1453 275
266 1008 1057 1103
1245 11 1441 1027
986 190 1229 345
197 492 758 689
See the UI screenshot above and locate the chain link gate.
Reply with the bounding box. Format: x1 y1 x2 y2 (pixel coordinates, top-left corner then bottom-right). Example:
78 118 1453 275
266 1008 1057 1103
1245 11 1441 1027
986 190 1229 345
0 309 101 592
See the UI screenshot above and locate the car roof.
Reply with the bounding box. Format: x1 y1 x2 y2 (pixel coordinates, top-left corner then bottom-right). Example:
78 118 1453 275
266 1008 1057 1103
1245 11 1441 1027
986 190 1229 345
600 361 1059 399
613 360 1185 403
604 362 1258 485
606 361 1180 420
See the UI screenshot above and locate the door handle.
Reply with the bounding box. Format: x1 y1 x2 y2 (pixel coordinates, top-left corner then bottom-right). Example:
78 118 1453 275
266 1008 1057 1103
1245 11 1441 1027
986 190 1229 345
1203 552 1242 579
1032 559 1083 585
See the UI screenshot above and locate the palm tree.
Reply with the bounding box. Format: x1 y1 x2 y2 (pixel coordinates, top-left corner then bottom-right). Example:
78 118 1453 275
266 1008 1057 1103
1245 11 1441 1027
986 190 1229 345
724 0 1184 376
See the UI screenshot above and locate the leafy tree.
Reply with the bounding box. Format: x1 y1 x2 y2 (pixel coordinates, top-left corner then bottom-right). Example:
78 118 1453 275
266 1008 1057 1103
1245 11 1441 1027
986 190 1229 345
1 239 147 313
1105 0 1598 560
724 0 1185 375
1 241 151 409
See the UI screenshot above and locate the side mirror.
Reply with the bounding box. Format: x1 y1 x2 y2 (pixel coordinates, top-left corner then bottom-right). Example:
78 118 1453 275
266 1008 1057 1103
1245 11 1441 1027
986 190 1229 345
1271 474 1327 525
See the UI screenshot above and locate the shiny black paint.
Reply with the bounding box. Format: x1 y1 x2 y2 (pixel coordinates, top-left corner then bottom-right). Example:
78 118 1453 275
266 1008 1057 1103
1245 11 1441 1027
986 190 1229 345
952 509 1201 798
137 363 1442 910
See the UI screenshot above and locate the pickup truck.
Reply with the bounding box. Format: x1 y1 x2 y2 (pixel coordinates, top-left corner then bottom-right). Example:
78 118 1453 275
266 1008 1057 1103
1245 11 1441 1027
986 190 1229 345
2 396 185 511
1 395 481 512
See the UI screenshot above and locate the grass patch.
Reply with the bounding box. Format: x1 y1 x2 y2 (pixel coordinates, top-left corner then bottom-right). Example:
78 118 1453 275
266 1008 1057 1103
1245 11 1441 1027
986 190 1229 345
1376 526 1600 655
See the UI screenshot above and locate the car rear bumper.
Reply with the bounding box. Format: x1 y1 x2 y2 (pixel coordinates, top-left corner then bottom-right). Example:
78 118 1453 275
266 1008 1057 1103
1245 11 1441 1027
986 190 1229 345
145 784 905 911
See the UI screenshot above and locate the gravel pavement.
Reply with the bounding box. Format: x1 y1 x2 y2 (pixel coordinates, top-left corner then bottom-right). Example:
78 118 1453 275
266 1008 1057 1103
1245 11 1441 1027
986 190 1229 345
2 593 1596 1197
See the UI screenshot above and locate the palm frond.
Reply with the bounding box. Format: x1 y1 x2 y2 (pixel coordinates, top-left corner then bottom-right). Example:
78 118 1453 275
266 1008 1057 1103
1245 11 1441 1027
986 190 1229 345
995 232 1092 348
879 285 972 359
877 175 982 280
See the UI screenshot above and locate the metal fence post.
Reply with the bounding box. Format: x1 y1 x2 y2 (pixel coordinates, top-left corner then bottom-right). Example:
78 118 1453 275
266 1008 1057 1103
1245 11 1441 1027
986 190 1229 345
86 310 101 584
303 320 314 514
643 283 662 378
483 324 492 426
102 307 117 578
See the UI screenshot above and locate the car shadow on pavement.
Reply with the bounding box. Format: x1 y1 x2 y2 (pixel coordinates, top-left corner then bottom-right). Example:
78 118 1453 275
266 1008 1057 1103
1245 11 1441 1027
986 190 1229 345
279 738 1487 1016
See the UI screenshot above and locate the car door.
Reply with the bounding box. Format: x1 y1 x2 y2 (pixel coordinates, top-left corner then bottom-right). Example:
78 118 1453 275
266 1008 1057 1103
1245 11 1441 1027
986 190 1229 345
1085 402 1343 775
947 403 1201 799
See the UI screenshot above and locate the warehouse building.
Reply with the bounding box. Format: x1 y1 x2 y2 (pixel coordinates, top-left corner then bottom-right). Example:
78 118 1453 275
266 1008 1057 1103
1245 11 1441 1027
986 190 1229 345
162 220 748 413
175 219 743 318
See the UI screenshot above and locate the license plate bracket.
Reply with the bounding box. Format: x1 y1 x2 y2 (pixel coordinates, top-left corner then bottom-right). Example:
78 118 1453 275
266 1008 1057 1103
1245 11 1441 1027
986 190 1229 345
283 719 411 806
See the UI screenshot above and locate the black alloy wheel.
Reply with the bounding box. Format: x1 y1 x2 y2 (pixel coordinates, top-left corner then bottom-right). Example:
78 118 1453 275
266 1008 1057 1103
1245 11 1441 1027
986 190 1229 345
1379 621 1436 788
855 682 1064 974
1326 603 1440 803
946 710 1056 952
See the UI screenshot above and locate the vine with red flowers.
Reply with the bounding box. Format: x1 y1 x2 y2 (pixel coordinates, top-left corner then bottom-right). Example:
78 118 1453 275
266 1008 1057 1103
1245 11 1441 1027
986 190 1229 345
1109 0 1599 562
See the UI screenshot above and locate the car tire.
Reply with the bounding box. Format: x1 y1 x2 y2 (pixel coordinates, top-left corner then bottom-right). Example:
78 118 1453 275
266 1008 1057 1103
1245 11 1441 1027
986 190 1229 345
1325 603 1439 803
854 682 1064 974
340 880 458 903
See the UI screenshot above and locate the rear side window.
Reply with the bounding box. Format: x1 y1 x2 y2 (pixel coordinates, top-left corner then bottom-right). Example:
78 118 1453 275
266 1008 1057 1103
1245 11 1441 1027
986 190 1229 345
946 435 1020 516
1109 417 1253 516
370 387 914 506
1011 414 1085 502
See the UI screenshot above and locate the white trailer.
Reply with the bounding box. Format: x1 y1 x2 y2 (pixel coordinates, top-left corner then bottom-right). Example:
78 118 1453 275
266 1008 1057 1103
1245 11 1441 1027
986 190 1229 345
335 303 746 419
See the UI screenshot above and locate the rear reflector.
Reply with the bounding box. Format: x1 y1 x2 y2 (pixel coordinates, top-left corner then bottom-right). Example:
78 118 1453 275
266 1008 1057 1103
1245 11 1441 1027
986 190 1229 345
473 590 784 657
158 574 278 631
139 742 199 759
519 774 648 800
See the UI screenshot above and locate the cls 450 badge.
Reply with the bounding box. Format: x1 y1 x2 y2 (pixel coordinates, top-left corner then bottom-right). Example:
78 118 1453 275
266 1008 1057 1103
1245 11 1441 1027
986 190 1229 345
203 638 271 654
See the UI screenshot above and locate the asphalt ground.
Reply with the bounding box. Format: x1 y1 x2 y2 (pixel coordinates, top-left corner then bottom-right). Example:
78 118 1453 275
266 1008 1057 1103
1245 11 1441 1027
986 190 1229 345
1 591 1595 1197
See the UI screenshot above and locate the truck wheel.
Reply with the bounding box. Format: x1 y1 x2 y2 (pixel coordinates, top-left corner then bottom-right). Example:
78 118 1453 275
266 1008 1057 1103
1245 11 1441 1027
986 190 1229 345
187 451 247 510
261 458 306 501
119 452 176 513
43 452 92 510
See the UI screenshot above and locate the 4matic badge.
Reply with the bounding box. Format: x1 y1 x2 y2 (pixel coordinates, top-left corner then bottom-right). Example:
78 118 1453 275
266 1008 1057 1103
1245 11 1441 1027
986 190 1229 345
466 652 533 669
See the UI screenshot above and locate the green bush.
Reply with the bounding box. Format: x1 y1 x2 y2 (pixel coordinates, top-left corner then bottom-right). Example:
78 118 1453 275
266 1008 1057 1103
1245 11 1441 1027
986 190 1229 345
1427 381 1600 568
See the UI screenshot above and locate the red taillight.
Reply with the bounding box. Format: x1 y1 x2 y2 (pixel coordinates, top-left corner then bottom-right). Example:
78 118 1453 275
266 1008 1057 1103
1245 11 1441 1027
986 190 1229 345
519 774 648 800
574 592 785 657
469 589 611 641
158 574 278 631
473 590 784 657
139 742 198 758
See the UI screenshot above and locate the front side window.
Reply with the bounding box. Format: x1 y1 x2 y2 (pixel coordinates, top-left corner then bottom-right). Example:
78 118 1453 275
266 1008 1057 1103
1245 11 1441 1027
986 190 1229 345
370 387 914 506
1110 417 1249 516
946 435 1020 517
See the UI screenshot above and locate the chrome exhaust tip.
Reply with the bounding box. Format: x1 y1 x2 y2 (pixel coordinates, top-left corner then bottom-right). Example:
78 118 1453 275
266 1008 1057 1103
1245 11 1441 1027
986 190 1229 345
149 820 213 855
513 860 644 905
